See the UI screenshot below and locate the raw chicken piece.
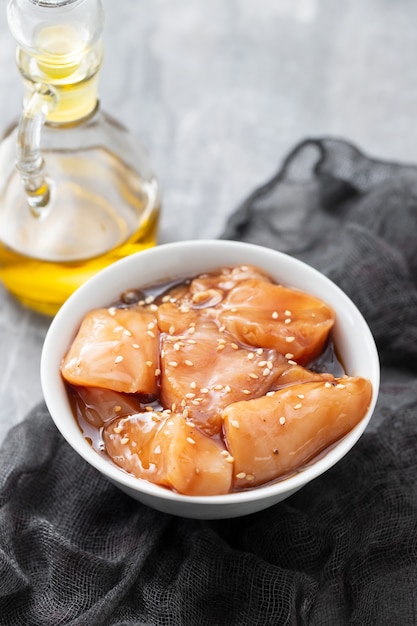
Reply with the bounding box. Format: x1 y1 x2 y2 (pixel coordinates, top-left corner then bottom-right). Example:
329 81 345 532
275 364 335 387
189 264 272 297
157 301 200 335
158 314 289 435
157 265 273 313
61 306 160 395
103 411 233 496
223 376 372 489
69 386 144 428
219 279 335 364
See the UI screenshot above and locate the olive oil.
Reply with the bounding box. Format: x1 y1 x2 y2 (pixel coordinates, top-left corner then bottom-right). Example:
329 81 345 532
0 204 160 316
0 1 161 315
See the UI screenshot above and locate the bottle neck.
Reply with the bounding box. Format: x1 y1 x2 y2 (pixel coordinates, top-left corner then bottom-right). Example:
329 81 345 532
17 38 103 124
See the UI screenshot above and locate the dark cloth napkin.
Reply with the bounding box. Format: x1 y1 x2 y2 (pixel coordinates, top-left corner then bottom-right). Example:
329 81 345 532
1 138 417 626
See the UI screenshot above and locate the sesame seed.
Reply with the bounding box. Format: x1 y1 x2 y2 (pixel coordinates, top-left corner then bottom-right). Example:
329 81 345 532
325 382 332 388
243 389 251 395
288 360 297 365
285 310 292 316
256 348 263 355
258 360 267 367
145 295 155 304
266 391 276 397
267 360 273 369
285 318 292 324
200 388 209 394
172 403 177 411
217 344 226 351
185 392 196 399
231 343 239 350
263 368 270 377
108 307 116 316
162 295 170 303
294 403 302 409
219 325 226 333
180 305 190 313
169 325 175 335
154 445 161 454
230 419 240 429
230 308 238 313
184 360 194 367
190 381 197 389
146 330 156 338
336 383 346 389
115 405 122 413
214 384 223 391
246 474 255 482
224 385 232 393
221 450 229 457
191 399 202 405
174 342 181 351
225 455 234 463
279 416 286 425
123 329 132 337
147 322 155 330
249 373 259 380
286 336 295 343
187 339 196 344
285 353 294 359
188 327 195 335
113 425 122 434
168 361 178 367
120 437 129 445
187 437 196 445
247 352 255 360
114 355 123 364
146 361 153 367
297 394 305 399
195 468 200 474
236 472 246 479
154 368 161 377
272 311 279 319
113 326 124 333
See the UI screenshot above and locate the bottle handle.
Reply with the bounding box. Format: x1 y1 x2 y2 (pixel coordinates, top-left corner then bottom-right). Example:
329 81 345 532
16 83 56 217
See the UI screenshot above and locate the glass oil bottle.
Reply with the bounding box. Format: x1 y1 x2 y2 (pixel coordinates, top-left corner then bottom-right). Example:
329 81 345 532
0 0 161 315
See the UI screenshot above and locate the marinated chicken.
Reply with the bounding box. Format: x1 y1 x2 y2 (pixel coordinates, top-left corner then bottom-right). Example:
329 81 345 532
62 264 373 496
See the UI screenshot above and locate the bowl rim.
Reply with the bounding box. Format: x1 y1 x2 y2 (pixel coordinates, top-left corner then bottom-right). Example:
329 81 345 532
41 239 380 506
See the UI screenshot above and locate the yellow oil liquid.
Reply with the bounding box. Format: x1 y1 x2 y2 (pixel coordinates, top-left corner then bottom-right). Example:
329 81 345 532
18 26 103 124
0 209 159 316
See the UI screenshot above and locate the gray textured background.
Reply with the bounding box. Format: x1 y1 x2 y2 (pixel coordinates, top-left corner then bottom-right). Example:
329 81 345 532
1 0 417 442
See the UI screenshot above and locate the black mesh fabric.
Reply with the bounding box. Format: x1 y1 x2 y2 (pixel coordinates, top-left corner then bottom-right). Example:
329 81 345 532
1 138 417 625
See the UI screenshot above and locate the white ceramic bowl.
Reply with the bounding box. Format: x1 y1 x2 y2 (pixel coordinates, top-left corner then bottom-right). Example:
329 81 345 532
41 240 380 519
